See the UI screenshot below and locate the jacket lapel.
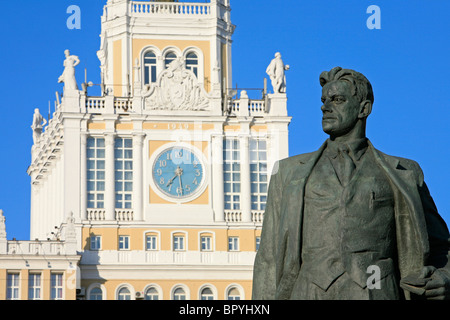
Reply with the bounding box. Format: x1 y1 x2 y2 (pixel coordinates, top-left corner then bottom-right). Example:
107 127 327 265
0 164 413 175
277 141 327 299
369 141 429 276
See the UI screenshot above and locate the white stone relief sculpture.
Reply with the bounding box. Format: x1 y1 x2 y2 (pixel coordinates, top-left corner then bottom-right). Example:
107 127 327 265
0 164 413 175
58 49 80 93
31 108 47 145
266 52 289 94
144 58 211 111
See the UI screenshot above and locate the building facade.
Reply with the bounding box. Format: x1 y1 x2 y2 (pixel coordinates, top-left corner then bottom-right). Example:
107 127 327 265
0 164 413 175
0 0 290 300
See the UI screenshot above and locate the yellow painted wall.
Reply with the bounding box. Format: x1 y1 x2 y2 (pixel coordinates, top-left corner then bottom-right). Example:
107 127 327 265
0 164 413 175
82 227 259 253
132 39 211 92
81 279 253 300
113 39 123 97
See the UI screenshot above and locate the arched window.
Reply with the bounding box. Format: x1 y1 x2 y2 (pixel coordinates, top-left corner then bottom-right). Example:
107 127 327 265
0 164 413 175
117 287 131 300
89 287 103 300
227 287 241 300
165 52 177 68
145 287 159 300
200 287 214 300
173 287 186 300
185 52 199 77
144 51 157 85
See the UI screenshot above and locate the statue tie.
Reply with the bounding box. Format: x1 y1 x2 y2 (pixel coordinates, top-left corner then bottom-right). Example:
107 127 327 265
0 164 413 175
337 146 355 186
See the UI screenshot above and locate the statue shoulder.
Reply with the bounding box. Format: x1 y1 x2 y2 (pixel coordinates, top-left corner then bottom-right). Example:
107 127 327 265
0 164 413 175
374 147 422 173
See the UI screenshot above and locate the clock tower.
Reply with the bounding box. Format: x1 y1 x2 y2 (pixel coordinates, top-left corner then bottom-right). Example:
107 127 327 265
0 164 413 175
24 0 291 300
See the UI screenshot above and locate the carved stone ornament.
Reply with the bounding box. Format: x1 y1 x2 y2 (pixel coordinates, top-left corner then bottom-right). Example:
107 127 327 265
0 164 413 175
143 58 211 111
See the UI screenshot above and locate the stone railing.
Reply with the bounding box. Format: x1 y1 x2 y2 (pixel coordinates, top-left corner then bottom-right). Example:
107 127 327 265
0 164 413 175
81 250 257 266
115 209 134 221
7 240 68 256
85 96 133 114
228 99 266 117
224 210 264 223
87 209 106 221
130 1 211 16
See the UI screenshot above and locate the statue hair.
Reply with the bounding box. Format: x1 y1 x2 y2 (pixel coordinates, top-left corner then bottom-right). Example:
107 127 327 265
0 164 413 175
319 67 374 104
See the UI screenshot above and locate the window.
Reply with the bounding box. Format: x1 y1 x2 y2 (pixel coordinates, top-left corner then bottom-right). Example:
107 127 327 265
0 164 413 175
250 139 268 211
89 287 103 300
185 52 198 77
227 287 241 300
119 235 130 250
201 236 212 252
90 235 101 250
173 235 185 251
87 137 105 209
145 287 159 300
165 52 177 68
118 287 131 300
146 234 158 251
51 273 64 300
256 236 261 251
144 51 157 85
200 288 214 300
28 273 41 300
173 287 186 300
228 237 239 252
115 138 133 209
7 273 20 300
223 139 241 210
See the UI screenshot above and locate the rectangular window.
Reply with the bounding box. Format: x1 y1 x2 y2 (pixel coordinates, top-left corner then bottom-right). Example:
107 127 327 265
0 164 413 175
87 137 106 209
7 273 20 300
201 236 212 251
223 139 241 210
146 235 158 251
256 236 261 251
119 236 130 250
115 138 133 209
173 235 185 251
51 273 64 300
90 235 101 251
228 237 239 252
28 273 42 300
250 139 268 211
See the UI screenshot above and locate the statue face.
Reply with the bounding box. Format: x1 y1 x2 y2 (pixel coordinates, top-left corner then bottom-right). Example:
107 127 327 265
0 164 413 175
321 81 361 138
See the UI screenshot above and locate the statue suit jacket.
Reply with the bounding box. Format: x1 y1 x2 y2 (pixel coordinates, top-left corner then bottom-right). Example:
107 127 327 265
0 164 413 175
252 140 450 300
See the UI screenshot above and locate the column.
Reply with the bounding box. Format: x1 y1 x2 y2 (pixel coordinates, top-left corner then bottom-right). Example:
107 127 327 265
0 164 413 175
79 133 88 220
105 134 116 221
212 134 224 222
133 133 145 221
239 135 252 222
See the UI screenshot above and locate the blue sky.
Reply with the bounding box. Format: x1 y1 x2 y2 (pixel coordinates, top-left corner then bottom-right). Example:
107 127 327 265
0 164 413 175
0 0 449 240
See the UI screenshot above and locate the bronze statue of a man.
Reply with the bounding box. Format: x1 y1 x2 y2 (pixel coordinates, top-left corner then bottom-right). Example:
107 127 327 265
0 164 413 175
252 67 450 300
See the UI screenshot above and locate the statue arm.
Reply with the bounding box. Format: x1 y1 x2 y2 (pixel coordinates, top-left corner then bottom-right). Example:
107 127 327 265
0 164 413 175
415 165 450 299
252 161 283 300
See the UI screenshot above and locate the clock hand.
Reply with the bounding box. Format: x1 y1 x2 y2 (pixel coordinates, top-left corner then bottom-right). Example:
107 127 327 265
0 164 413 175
178 171 183 196
166 166 182 187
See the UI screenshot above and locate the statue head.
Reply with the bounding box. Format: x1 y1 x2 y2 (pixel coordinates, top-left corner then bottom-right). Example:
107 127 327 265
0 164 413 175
319 67 374 139
64 49 70 57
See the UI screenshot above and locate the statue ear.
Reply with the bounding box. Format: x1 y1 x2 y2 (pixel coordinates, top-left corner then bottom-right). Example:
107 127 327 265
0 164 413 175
358 100 372 119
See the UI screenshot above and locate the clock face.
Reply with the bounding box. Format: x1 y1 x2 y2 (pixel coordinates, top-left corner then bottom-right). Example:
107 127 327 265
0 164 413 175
152 146 205 200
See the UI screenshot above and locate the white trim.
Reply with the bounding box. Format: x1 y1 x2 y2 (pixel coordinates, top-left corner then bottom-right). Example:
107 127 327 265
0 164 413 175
115 283 135 300
86 283 107 300
143 283 163 300
198 283 218 300
149 142 208 204
198 230 215 252
225 283 245 300
171 283 190 300
143 230 162 251
182 46 205 84
170 230 188 251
